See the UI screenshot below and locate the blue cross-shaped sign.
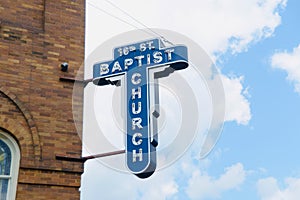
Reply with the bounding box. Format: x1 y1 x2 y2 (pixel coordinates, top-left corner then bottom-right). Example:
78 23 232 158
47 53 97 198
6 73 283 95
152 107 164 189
93 38 188 178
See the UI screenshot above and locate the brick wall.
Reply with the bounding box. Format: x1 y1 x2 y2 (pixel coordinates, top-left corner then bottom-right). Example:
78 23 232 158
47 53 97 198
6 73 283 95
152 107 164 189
0 0 85 199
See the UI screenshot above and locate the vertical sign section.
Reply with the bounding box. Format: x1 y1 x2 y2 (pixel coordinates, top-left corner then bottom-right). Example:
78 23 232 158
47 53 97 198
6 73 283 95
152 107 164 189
93 38 188 178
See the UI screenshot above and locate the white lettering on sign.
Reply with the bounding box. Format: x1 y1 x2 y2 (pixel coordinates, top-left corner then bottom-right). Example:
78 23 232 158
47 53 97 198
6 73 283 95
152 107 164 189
132 102 141 114
131 73 141 85
112 61 122 73
132 149 143 162
100 64 109 75
117 40 155 56
134 55 144 67
124 58 133 70
131 87 141 100
117 45 136 57
132 117 143 130
130 70 144 164
165 49 174 61
98 48 174 76
132 133 143 146
153 51 163 63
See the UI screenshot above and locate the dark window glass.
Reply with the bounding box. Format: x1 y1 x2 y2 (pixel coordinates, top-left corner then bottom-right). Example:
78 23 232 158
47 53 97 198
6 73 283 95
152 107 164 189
0 139 12 200
0 140 11 176
0 179 8 200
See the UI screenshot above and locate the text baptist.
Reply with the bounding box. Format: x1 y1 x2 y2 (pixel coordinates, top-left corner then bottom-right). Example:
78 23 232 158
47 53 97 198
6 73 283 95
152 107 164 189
99 49 175 76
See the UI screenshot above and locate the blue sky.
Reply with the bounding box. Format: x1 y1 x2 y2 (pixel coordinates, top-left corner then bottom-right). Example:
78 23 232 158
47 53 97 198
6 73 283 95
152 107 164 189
215 0 300 198
81 0 300 199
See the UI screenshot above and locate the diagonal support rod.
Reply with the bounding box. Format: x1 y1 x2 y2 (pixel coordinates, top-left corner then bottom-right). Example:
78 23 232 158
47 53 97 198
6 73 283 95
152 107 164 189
56 149 125 163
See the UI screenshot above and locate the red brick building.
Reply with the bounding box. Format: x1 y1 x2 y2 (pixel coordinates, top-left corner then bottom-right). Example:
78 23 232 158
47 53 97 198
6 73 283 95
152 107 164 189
0 0 85 199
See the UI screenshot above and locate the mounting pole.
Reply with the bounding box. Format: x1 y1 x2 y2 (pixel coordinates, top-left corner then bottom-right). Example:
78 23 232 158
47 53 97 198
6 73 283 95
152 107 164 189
56 149 125 163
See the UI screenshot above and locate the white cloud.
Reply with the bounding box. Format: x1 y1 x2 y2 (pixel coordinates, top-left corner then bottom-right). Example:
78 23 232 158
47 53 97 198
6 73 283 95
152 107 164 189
87 0 286 55
81 150 248 200
86 0 286 125
138 173 178 200
257 177 300 200
139 183 178 200
186 163 246 200
81 160 179 200
271 44 300 94
221 75 251 125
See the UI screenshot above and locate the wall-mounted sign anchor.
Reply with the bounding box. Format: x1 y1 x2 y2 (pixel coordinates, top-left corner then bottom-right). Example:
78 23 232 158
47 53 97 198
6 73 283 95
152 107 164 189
61 62 69 72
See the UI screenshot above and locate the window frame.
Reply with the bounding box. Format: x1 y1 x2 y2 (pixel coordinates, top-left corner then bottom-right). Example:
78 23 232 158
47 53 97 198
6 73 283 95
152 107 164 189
0 131 20 200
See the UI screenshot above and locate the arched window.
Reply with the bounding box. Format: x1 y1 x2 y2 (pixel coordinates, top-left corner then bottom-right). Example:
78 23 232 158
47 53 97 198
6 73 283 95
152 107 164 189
0 131 20 200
